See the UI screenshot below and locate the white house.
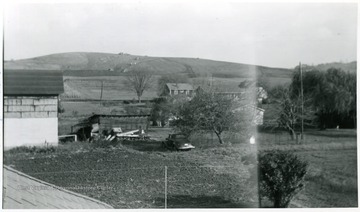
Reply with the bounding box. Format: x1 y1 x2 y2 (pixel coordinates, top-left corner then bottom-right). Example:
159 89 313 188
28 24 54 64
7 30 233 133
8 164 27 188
4 69 64 149
257 87 268 103
165 83 194 96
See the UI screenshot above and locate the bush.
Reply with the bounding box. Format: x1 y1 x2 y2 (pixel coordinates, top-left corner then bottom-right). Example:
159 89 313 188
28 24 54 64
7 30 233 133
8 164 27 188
91 137 121 149
259 150 308 208
7 145 56 154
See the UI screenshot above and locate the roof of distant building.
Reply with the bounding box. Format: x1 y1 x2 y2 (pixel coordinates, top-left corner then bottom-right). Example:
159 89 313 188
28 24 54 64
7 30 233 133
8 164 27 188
3 166 113 209
4 69 64 95
166 83 194 91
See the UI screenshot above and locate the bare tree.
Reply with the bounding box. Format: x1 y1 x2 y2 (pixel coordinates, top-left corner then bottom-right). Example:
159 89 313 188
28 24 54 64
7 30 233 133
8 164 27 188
124 67 153 103
267 85 315 141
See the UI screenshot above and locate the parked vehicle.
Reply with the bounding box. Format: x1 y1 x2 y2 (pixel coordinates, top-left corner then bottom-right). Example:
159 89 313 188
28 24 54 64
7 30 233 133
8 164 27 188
162 134 195 151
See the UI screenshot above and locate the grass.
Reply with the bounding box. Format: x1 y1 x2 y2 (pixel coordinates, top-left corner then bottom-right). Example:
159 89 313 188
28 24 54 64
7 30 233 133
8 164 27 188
61 75 255 101
7 145 56 154
5 52 292 80
59 101 126 117
4 128 357 208
4 141 256 208
293 150 358 207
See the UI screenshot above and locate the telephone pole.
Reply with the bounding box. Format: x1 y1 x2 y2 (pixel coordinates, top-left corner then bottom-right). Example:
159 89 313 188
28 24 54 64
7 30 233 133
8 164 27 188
100 80 104 101
300 62 304 139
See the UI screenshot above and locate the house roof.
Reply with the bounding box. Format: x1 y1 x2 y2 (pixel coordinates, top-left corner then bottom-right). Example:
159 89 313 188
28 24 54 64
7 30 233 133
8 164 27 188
4 69 64 95
3 166 113 209
166 83 194 91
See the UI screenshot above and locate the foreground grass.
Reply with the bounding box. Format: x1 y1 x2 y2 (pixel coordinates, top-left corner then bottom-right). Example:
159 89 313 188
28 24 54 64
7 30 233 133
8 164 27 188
4 142 256 208
4 128 357 208
258 129 357 207
293 149 358 207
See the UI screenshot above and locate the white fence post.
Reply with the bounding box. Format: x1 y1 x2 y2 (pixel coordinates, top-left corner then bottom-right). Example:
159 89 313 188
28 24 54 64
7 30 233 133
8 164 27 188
165 166 168 209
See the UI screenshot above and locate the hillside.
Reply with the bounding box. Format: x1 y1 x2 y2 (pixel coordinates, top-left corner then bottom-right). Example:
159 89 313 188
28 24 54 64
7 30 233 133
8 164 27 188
4 52 292 79
5 52 356 101
301 61 357 73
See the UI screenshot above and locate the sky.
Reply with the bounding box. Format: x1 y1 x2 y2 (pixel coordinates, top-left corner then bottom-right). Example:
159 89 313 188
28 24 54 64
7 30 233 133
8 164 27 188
3 1 358 68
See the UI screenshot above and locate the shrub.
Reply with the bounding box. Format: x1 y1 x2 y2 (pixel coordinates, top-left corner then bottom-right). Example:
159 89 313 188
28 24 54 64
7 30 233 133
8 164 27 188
259 150 308 208
7 145 56 154
91 137 121 149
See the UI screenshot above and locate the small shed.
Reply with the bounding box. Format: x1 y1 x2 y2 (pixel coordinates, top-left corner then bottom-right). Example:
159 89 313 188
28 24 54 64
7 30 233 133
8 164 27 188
165 83 194 96
4 69 64 149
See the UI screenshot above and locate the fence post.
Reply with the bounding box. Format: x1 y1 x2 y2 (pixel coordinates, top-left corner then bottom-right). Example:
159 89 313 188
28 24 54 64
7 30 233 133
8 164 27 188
165 166 167 209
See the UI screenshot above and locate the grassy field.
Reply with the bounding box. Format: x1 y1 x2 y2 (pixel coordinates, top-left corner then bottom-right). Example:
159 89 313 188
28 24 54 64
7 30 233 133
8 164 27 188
5 52 293 79
257 129 357 207
62 76 158 101
4 140 257 208
59 101 126 117
4 128 357 208
294 149 357 207
61 76 254 101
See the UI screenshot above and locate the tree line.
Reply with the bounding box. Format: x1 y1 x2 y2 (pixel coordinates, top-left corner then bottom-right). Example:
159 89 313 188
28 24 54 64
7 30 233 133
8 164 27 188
269 66 356 138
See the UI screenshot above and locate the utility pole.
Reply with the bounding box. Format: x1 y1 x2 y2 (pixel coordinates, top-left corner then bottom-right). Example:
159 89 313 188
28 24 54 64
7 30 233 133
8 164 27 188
100 80 104 105
300 62 304 140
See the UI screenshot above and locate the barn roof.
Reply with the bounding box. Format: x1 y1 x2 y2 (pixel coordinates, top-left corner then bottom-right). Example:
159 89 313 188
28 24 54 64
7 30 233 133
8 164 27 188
4 69 64 95
3 166 113 209
166 83 194 91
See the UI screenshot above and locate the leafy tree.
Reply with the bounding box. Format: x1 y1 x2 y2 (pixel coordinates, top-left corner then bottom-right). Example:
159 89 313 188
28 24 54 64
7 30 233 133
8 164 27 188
150 97 172 126
173 90 255 144
150 95 190 127
259 150 308 208
291 67 356 128
123 66 153 103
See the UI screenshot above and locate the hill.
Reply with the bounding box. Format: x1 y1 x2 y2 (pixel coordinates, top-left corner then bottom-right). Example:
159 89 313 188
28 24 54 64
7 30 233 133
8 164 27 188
4 52 292 79
5 52 356 101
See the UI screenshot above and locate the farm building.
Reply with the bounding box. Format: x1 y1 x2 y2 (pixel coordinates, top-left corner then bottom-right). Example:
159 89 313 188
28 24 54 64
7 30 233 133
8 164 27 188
165 83 194 96
257 87 268 103
4 69 64 149
72 114 150 140
215 91 244 99
195 86 245 99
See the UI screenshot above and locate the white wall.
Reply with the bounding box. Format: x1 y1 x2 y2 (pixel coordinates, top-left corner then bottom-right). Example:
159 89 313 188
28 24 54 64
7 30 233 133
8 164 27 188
4 118 58 149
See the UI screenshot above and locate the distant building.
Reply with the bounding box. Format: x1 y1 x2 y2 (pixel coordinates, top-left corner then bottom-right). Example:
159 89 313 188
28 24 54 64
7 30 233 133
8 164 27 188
257 87 268 103
194 86 245 100
4 69 64 149
214 91 244 99
165 83 194 96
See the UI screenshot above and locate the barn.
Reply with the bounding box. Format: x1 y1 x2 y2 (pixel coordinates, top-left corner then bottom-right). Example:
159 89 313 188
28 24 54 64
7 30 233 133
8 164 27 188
4 69 64 149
